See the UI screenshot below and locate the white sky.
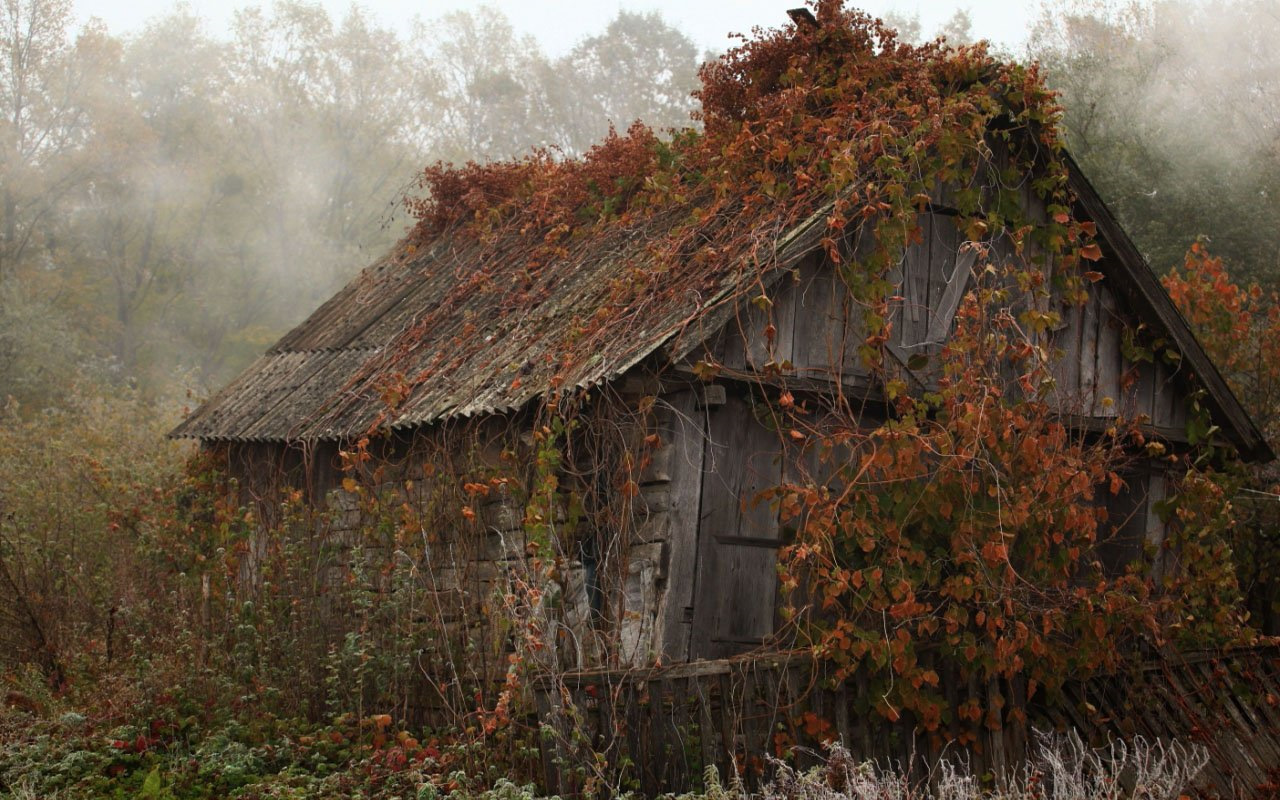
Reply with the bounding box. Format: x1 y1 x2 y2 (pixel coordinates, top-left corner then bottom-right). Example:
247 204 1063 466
73 1 1044 56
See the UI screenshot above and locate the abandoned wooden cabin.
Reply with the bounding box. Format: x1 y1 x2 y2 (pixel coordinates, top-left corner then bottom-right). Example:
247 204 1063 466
171 8 1275 791
171 143 1268 661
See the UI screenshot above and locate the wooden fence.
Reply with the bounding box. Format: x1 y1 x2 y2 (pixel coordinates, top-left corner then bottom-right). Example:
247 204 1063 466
531 645 1280 798
1045 646 1280 797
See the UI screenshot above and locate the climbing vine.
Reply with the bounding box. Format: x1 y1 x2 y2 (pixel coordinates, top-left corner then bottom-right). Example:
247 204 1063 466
396 1 1095 398
1163 241 1280 634
772 254 1250 738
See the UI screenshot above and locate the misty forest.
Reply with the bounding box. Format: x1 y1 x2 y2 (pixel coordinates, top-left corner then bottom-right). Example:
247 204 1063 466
3 0 1280 797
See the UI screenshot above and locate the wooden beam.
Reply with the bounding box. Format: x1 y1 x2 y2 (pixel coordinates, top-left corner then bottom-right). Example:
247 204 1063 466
925 247 978 343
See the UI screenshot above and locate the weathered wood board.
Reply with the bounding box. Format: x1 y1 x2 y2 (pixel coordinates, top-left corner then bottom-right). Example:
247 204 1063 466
689 392 785 659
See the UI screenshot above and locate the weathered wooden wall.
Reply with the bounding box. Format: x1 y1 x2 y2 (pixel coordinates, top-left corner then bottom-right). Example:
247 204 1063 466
221 398 723 675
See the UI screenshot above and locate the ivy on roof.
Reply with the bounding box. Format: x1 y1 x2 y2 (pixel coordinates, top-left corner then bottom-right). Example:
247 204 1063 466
392 3 1095 407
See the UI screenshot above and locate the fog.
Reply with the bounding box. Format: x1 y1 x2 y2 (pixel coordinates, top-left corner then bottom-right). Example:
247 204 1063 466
1030 0 1280 276
0 0 700 408
71 0 1039 58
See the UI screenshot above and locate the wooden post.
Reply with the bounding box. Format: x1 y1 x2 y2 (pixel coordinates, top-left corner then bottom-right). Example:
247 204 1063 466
534 686 566 795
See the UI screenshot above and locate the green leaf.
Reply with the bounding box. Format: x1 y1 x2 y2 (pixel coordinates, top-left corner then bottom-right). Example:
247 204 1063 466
140 767 164 799
906 353 930 371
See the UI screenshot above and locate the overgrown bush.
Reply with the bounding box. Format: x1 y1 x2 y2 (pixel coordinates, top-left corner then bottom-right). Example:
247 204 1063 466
0 385 189 683
1163 241 1280 633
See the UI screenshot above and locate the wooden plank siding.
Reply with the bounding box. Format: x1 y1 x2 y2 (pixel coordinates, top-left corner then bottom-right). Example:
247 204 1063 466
711 209 1187 442
654 390 711 663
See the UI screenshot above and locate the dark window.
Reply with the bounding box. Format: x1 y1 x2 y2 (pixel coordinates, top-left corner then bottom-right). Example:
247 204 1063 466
1097 470 1156 577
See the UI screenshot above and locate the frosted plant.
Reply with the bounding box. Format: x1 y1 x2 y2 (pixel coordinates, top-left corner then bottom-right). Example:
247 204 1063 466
762 746 913 800
933 757 984 800
749 730 1208 800
1032 729 1209 800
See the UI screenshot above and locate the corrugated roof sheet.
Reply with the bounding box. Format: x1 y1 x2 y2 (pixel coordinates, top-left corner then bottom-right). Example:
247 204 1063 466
171 199 834 442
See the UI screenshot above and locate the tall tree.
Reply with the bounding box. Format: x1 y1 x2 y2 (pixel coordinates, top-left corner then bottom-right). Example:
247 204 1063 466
550 11 699 154
0 0 105 404
63 9 230 377
416 7 547 161
0 0 78 280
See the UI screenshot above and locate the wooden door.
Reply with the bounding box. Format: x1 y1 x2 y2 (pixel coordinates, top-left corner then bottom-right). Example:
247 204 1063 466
689 393 785 659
